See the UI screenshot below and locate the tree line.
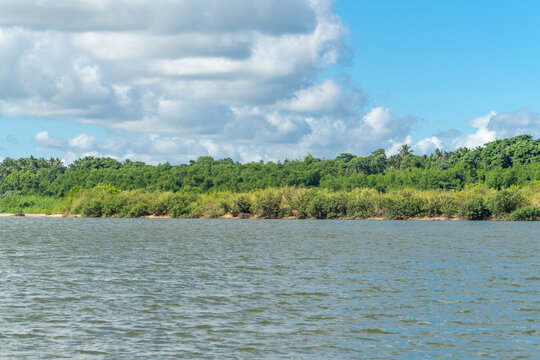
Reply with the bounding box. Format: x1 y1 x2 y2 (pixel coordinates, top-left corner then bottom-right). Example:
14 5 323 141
0 135 538 197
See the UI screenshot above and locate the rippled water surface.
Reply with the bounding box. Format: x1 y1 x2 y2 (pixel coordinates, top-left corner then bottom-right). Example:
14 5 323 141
0 218 538 358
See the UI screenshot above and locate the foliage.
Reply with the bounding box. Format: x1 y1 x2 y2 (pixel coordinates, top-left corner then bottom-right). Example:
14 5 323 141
0 185 537 221
0 136 538 197
458 196 491 220
253 190 282 218
347 192 375 219
81 199 104 217
0 135 538 221
385 190 425 219
128 203 150 218
510 206 540 221
231 195 252 216
487 188 524 217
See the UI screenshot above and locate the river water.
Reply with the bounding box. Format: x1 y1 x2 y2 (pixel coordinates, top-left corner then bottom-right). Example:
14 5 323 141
0 218 538 358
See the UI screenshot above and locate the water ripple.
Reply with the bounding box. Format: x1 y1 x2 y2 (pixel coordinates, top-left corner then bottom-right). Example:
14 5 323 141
0 218 538 358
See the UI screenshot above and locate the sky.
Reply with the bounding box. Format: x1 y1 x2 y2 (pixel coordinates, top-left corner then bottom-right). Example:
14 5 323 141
0 0 539 164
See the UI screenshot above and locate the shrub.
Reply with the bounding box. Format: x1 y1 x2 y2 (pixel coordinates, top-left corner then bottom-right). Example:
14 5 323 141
149 200 168 216
423 193 447 217
165 192 198 216
192 200 228 218
102 196 128 216
510 206 540 221
81 199 103 217
347 196 374 219
231 195 252 216
293 190 317 219
306 195 328 219
388 194 425 219
440 197 459 218
325 193 348 219
169 203 190 218
253 190 282 218
376 197 395 218
458 196 491 220
487 188 524 218
279 205 294 217
128 203 150 218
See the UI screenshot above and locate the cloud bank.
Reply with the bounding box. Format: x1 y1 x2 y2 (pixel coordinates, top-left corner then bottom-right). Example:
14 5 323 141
1 1 537 163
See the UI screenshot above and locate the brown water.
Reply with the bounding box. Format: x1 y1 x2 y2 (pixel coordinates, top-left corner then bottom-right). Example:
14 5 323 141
0 218 538 358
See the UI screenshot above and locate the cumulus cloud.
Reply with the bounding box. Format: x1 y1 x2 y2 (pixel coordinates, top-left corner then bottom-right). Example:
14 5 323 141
34 131 65 148
33 104 416 164
1 0 422 162
413 136 443 155
0 0 317 34
68 133 97 151
451 108 539 149
4 1 533 164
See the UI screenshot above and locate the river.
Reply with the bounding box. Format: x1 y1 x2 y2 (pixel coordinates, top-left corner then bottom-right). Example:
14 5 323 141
0 218 538 358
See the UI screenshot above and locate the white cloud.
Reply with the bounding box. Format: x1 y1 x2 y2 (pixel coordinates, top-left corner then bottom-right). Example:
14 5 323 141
6 1 535 164
34 131 65 148
32 103 416 164
0 1 347 138
4 0 410 163
68 133 97 151
387 135 412 156
452 111 497 149
362 107 397 135
276 79 362 114
413 136 443 155
452 108 539 149
0 0 317 34
486 108 540 139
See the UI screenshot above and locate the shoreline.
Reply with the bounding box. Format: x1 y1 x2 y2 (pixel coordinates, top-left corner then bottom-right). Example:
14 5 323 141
0 213 508 221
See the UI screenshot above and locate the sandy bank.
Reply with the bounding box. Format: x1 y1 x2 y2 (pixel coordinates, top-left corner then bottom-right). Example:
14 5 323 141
0 213 488 221
0 213 80 218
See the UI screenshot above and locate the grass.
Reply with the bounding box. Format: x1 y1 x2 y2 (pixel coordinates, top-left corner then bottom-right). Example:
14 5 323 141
0 183 538 221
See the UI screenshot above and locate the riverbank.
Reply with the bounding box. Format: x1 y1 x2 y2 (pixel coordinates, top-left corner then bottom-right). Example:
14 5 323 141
0 212 514 221
1 184 538 221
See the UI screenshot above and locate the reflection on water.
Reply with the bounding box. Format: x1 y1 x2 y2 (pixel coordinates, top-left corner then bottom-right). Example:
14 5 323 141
0 218 538 358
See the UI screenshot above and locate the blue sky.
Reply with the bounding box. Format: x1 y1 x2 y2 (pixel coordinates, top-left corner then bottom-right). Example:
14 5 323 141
0 0 539 163
336 0 540 139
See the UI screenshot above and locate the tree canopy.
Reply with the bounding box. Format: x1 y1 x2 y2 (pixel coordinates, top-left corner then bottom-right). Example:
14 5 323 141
1 135 538 196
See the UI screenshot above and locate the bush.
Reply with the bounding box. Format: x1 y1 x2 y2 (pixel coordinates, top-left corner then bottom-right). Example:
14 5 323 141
169 203 189 218
279 205 294 217
128 203 149 218
325 193 348 219
306 195 328 219
376 197 395 218
231 195 252 216
293 190 316 219
192 200 228 218
149 200 168 216
423 193 448 217
165 192 198 216
253 191 282 218
510 206 540 221
347 196 374 219
102 196 128 216
388 194 425 219
81 199 103 217
487 188 524 218
459 196 491 220
441 197 459 218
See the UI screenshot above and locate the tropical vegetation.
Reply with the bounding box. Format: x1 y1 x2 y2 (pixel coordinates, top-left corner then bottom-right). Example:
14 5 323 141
1 135 538 220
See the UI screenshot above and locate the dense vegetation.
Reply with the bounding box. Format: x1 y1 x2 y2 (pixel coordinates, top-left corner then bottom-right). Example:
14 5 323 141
0 135 539 220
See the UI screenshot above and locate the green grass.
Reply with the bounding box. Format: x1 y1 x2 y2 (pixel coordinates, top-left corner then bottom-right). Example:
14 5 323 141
0 194 59 214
